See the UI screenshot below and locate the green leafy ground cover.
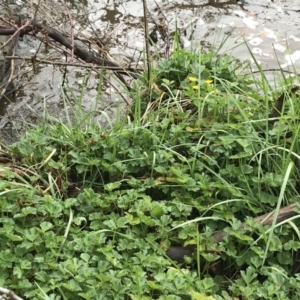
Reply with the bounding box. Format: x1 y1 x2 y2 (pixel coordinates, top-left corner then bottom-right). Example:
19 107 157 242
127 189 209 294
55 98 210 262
1 47 300 299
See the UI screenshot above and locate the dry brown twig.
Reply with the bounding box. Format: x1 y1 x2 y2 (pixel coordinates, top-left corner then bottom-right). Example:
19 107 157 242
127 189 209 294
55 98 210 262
4 56 142 73
142 0 151 82
57 0 75 61
0 43 16 99
0 16 19 29
0 20 30 51
102 22 125 45
0 287 24 300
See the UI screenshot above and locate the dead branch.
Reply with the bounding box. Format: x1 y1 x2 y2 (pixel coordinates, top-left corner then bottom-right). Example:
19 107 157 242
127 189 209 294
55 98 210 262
0 21 23 51
32 22 136 77
0 20 141 79
212 203 298 243
168 203 299 262
0 28 17 37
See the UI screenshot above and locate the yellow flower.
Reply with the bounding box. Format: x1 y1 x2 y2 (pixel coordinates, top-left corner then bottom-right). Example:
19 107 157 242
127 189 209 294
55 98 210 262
205 79 213 84
188 77 197 82
192 85 199 90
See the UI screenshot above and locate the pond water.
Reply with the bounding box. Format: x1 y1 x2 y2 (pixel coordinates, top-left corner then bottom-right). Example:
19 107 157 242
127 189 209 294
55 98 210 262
0 0 300 143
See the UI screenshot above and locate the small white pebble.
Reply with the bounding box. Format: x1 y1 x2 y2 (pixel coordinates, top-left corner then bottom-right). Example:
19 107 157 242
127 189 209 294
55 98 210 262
252 48 263 56
266 31 277 41
273 44 286 53
233 10 246 18
105 87 116 94
249 37 263 47
285 73 295 79
198 18 205 25
284 50 300 65
289 35 300 42
243 17 259 30
262 52 272 58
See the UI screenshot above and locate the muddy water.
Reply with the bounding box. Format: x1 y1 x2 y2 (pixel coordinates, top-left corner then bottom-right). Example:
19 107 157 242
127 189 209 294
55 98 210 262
0 0 300 144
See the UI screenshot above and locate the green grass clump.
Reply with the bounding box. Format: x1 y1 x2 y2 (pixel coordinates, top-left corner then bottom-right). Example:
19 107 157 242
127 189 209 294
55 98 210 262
1 45 300 300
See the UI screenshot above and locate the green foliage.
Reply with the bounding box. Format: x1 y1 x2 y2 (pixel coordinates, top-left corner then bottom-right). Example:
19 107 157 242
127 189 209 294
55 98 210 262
2 45 300 299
